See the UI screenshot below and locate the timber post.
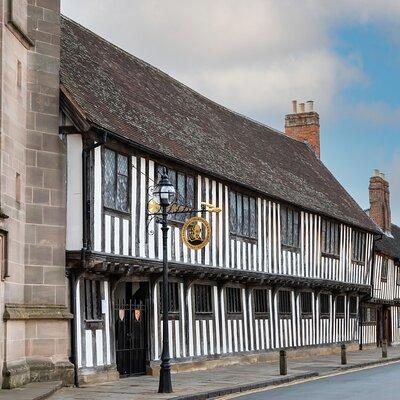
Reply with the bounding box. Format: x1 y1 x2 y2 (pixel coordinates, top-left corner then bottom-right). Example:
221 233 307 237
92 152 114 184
279 350 287 375
382 340 388 358
341 343 347 365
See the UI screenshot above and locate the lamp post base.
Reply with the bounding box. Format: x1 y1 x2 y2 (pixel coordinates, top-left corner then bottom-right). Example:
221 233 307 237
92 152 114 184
158 364 172 393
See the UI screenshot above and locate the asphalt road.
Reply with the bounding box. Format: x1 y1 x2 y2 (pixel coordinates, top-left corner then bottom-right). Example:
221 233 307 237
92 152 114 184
234 362 400 400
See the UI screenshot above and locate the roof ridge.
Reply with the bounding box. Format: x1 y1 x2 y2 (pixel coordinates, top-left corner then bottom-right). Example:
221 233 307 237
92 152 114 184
60 15 313 150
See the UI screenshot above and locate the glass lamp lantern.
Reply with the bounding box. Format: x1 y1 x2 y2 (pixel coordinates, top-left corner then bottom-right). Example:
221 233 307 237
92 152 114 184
153 172 176 207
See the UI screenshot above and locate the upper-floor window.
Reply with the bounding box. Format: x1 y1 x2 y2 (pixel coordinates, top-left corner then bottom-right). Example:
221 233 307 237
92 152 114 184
253 289 269 318
381 258 388 282
229 190 257 239
349 297 358 318
319 293 330 318
351 230 366 264
226 287 242 315
278 290 292 318
84 279 102 321
336 295 345 318
194 284 213 315
157 165 195 222
300 292 312 318
321 219 340 257
397 266 400 286
280 206 300 249
104 148 129 213
159 282 180 316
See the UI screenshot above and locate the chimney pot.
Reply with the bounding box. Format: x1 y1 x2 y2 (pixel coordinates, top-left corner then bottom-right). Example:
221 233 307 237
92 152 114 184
284 101 320 158
369 170 391 233
292 100 297 114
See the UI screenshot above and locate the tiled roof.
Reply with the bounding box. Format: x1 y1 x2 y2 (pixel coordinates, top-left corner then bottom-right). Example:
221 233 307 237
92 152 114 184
60 16 378 233
376 224 400 260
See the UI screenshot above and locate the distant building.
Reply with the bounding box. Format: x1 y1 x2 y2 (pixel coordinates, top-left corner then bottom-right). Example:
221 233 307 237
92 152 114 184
362 171 400 347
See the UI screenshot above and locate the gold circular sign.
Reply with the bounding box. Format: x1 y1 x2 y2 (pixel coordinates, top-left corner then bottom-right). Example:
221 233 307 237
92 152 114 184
181 216 211 250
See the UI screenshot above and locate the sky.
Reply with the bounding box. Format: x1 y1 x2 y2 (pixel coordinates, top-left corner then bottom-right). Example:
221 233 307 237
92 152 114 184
61 0 400 223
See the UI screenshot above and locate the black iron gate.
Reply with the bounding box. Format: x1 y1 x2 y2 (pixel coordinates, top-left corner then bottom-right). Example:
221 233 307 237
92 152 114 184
115 300 147 376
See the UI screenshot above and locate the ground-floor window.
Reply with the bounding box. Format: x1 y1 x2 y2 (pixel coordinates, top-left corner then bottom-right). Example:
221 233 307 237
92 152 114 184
84 279 102 321
349 296 358 318
362 306 377 324
159 281 180 316
194 284 213 316
300 292 312 318
319 293 330 318
278 290 292 318
226 287 242 315
336 295 345 318
253 288 269 318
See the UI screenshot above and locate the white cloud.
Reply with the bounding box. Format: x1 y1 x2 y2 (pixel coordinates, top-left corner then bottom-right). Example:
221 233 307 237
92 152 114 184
60 1 400 129
64 0 399 129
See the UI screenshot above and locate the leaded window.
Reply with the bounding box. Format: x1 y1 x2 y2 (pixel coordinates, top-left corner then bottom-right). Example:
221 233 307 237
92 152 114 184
194 284 213 315
319 293 330 318
321 219 340 257
336 295 345 318
84 279 102 321
362 306 376 324
278 290 292 317
381 258 388 282
229 190 257 239
351 230 366 264
157 165 195 222
159 282 180 315
253 289 269 318
349 297 357 317
104 148 129 212
280 206 300 249
300 292 312 318
226 287 242 314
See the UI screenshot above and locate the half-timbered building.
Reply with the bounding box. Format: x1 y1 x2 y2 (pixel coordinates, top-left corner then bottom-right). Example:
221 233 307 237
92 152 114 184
361 171 400 347
60 16 379 384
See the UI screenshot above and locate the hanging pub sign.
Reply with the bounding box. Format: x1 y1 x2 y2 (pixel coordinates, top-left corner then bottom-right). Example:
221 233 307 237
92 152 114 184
181 216 211 250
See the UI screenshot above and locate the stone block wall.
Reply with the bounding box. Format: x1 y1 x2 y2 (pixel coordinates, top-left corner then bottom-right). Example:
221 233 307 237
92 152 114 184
0 0 72 388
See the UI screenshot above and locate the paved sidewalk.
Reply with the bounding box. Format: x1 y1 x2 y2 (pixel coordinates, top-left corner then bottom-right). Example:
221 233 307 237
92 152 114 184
4 346 400 400
50 346 400 400
0 381 62 400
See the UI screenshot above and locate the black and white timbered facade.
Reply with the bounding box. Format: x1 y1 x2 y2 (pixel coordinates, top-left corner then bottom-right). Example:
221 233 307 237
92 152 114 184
60 16 382 382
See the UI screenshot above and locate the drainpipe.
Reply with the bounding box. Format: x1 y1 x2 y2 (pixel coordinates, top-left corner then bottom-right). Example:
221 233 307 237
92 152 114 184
69 270 79 387
82 133 107 263
69 133 107 385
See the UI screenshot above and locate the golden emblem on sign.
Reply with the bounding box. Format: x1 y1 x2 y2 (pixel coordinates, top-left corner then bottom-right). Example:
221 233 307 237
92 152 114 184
181 216 211 250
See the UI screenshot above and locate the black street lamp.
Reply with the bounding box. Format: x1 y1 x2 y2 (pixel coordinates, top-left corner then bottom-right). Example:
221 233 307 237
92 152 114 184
152 170 176 393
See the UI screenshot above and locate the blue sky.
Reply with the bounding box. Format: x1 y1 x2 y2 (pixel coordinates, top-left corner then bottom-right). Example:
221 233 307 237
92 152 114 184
62 1 400 223
323 22 400 222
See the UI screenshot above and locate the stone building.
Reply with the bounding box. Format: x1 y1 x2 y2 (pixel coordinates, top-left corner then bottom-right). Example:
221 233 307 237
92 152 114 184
0 0 72 389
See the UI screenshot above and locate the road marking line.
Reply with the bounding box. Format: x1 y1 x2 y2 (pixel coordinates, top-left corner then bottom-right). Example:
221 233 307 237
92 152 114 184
221 359 400 399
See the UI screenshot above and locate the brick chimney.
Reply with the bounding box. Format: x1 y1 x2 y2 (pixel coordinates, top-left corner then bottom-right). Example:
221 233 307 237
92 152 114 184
369 169 391 233
285 100 320 158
